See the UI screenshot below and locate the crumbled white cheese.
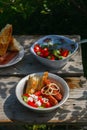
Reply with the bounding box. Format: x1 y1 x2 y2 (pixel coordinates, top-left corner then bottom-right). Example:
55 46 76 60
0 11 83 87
35 100 42 107
28 96 33 102
30 94 38 100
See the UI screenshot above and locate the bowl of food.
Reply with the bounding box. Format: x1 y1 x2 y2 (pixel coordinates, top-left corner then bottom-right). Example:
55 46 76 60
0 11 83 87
30 35 78 69
16 72 69 113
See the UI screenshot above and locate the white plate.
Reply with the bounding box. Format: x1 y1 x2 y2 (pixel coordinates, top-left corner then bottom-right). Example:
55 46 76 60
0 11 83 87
0 46 24 68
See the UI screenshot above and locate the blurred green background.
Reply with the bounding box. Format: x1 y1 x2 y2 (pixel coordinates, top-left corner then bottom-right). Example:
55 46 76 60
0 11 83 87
0 0 87 38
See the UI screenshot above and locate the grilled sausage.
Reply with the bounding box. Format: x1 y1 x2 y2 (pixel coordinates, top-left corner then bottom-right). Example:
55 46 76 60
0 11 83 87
43 94 58 106
53 91 63 101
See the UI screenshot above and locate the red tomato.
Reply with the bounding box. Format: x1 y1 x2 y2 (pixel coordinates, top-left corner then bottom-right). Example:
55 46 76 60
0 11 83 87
41 48 49 57
34 44 41 53
36 49 44 57
45 102 52 108
43 51 49 57
27 101 37 108
50 55 56 60
43 47 49 52
35 91 41 96
23 93 29 97
48 55 56 60
60 49 69 57
38 97 44 104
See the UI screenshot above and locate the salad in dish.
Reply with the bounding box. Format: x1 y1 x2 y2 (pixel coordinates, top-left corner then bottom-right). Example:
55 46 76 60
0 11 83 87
22 72 63 108
34 38 71 60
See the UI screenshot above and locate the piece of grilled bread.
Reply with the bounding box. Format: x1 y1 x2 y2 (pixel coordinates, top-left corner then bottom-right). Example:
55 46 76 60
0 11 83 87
0 24 12 56
25 75 41 94
8 37 21 52
25 72 49 94
37 72 48 91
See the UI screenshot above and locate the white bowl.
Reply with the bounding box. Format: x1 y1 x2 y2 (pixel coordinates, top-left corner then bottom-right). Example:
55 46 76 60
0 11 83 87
30 35 78 69
16 72 69 113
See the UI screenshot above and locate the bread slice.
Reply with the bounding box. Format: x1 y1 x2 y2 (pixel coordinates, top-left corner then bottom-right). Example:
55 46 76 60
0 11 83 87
8 37 21 52
37 72 48 90
25 75 40 94
0 24 12 56
25 72 49 94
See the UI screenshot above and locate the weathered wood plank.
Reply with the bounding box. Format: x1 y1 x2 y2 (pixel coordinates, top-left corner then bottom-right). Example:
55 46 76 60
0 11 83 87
0 98 87 124
0 76 87 124
0 35 86 125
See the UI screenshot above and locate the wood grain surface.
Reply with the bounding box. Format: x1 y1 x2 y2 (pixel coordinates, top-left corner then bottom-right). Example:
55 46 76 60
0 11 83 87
0 35 87 125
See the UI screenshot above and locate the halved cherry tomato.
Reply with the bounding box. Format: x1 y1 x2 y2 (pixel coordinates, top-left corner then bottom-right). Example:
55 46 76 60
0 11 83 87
27 101 37 108
50 55 56 60
48 55 56 60
45 102 52 108
35 91 42 96
34 44 41 53
60 49 69 57
23 93 29 97
41 47 49 57
37 50 44 57
38 97 44 104
43 51 49 57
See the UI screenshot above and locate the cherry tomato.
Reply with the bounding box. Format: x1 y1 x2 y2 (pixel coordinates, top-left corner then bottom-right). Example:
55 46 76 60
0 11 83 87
34 44 41 53
41 47 49 57
45 102 52 108
60 49 69 57
23 93 29 97
36 49 44 57
48 55 56 60
35 91 42 96
43 51 49 57
38 97 44 104
27 101 37 108
50 55 56 60
43 47 49 52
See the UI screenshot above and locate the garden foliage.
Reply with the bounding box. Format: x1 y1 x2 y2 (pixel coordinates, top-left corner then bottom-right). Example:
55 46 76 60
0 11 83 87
0 0 87 38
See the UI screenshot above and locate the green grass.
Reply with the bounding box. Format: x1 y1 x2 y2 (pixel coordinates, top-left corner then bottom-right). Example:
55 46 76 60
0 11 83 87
0 125 87 130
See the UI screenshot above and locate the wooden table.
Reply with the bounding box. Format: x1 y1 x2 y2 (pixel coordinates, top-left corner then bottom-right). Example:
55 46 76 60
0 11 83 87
0 35 87 125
